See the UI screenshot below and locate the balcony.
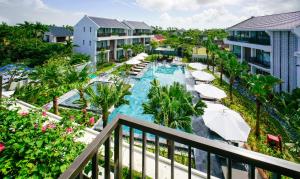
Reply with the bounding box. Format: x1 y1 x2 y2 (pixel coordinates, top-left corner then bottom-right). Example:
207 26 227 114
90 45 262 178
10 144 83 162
227 36 270 46
97 33 126 37
97 46 109 51
133 32 152 36
59 115 300 179
246 57 270 69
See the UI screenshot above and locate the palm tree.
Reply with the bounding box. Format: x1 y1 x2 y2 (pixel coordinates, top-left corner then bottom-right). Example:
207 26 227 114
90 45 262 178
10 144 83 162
208 43 219 73
121 44 132 60
132 44 145 56
143 80 206 158
202 38 212 70
30 57 71 114
85 80 130 127
245 74 281 137
68 66 90 119
224 56 248 102
216 50 231 85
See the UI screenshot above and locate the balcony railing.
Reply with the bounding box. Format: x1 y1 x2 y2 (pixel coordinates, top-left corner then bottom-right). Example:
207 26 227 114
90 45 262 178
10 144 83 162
97 46 109 51
246 57 271 69
59 115 300 179
97 33 126 37
228 36 270 46
133 32 152 36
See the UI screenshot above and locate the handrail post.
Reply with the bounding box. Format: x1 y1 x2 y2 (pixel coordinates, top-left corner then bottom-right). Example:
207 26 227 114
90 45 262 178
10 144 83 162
0 75 2 101
104 138 110 179
114 124 123 179
129 127 134 179
92 150 99 179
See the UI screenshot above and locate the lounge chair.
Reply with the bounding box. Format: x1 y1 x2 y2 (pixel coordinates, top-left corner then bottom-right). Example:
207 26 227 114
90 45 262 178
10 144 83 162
131 68 142 72
129 71 139 76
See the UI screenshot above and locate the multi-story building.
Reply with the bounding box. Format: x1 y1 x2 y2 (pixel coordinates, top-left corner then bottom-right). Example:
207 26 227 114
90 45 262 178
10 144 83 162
224 11 300 92
73 15 152 65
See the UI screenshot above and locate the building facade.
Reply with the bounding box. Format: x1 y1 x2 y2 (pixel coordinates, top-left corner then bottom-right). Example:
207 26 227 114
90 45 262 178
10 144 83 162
73 15 152 66
44 26 73 43
224 11 300 92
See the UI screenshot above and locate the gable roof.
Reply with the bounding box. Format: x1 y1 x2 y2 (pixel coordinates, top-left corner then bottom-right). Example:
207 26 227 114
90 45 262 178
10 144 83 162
48 26 73 37
88 16 129 29
123 20 152 30
227 11 300 31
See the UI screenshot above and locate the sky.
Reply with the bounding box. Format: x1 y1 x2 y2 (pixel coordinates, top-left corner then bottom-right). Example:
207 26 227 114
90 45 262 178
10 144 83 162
0 0 300 29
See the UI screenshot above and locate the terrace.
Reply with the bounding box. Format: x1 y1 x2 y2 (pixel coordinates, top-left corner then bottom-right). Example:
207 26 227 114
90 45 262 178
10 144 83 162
227 31 270 46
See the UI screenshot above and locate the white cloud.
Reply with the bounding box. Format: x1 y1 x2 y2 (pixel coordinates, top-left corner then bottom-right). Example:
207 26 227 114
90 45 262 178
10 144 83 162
158 8 246 29
0 0 85 25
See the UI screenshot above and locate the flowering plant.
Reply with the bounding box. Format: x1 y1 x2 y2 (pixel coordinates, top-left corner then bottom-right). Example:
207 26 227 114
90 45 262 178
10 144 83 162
0 99 85 178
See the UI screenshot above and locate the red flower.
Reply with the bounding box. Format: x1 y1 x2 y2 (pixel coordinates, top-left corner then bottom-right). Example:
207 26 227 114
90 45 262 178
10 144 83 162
66 127 73 133
0 143 5 152
20 111 29 116
89 117 95 125
42 111 47 117
69 116 75 121
41 125 47 133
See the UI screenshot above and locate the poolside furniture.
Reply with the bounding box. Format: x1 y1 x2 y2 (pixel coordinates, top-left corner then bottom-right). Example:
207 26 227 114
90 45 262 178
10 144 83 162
126 59 141 65
188 63 206 71
194 84 226 101
129 71 139 76
131 67 142 72
203 102 251 142
191 71 215 83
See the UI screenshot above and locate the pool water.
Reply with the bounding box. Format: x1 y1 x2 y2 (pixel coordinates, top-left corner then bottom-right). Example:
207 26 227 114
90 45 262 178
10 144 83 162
108 63 186 125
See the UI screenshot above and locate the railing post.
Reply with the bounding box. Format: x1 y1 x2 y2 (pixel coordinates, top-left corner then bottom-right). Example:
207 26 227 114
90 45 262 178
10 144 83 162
114 124 123 179
188 146 192 179
155 136 159 179
227 158 232 179
142 132 147 179
104 138 110 179
207 152 211 179
129 127 134 179
249 165 255 179
92 150 99 179
170 140 174 179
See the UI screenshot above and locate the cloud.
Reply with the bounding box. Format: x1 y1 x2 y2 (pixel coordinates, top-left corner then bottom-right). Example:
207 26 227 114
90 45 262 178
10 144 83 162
158 8 246 29
0 0 85 25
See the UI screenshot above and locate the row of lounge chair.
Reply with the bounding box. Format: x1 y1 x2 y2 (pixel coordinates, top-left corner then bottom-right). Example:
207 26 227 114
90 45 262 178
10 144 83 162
129 61 150 76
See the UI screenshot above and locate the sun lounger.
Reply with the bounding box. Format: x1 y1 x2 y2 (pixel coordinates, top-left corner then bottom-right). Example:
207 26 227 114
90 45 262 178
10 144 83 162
131 68 142 72
134 66 144 69
129 71 139 76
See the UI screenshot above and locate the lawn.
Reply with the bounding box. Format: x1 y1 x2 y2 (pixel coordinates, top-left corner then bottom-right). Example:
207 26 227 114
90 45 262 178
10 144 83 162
96 62 116 75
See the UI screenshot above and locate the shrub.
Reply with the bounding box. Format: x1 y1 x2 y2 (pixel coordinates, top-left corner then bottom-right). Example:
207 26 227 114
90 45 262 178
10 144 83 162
0 99 85 178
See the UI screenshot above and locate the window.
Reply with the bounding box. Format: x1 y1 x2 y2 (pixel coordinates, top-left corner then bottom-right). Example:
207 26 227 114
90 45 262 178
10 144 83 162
83 27 85 32
83 40 85 45
89 40 91 46
90 27 92 32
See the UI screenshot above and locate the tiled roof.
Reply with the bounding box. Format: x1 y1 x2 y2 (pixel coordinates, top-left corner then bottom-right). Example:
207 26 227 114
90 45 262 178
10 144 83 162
48 26 73 37
227 11 300 31
123 20 152 30
88 16 129 29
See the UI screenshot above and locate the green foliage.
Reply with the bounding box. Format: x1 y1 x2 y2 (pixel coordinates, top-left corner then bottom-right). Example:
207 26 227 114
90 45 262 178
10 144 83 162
0 22 70 67
143 80 206 132
111 64 132 76
85 80 131 125
131 44 145 55
0 99 85 178
69 53 90 65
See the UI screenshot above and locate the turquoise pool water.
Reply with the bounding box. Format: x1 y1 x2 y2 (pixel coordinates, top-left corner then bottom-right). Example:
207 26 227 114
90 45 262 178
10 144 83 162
108 63 186 125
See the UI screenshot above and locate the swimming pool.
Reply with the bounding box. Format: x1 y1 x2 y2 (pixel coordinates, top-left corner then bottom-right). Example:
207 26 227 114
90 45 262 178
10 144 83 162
108 63 186 124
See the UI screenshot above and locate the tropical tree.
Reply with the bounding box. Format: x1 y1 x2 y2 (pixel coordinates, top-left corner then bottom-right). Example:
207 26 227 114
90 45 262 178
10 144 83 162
202 38 212 70
68 66 90 119
30 57 71 114
150 41 158 54
97 49 107 66
216 50 231 85
224 56 248 101
85 79 130 127
143 80 206 158
121 44 132 60
208 43 219 73
131 44 145 56
245 74 281 137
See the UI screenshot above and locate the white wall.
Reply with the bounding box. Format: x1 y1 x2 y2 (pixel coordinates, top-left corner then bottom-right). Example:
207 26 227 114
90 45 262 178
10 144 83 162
73 16 99 66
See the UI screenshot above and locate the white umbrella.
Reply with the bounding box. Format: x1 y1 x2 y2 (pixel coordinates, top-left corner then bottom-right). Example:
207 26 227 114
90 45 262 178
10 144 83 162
203 105 251 142
126 59 141 65
138 53 149 58
191 71 215 82
194 84 227 100
134 55 145 61
189 63 206 70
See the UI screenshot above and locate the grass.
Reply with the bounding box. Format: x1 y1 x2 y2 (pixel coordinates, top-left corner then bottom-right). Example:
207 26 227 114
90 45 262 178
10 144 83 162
205 70 299 163
111 64 131 76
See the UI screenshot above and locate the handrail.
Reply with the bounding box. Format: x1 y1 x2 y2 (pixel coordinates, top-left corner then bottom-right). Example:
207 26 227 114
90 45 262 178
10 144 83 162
60 114 300 179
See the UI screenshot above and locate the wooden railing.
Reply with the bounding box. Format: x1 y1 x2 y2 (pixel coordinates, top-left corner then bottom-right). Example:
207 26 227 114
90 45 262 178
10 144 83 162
59 115 300 179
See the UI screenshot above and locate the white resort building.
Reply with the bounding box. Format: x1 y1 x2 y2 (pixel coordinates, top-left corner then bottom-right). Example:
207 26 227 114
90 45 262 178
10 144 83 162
224 11 300 92
73 15 152 65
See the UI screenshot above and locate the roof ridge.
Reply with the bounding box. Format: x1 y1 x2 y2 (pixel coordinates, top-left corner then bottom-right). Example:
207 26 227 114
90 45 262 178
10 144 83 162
254 10 300 18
